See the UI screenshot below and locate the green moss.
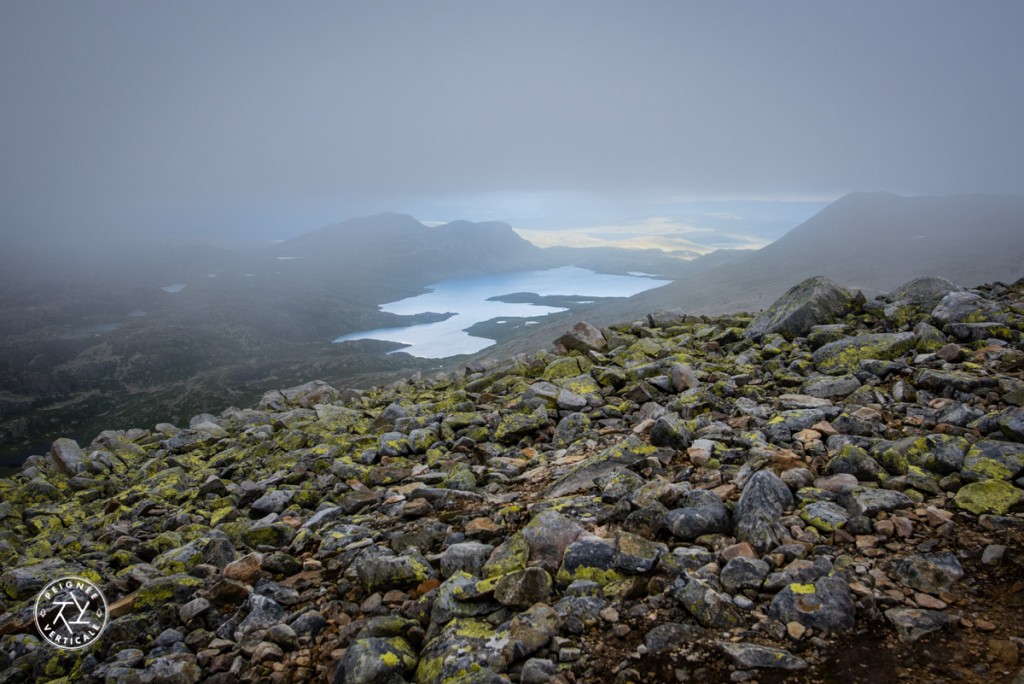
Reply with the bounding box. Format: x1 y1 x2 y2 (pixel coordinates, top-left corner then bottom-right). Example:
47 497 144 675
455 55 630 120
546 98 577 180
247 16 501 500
790 583 816 595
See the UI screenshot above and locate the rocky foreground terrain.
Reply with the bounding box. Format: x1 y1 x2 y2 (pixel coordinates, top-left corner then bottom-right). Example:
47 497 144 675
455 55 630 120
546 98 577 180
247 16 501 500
1 275 1023 683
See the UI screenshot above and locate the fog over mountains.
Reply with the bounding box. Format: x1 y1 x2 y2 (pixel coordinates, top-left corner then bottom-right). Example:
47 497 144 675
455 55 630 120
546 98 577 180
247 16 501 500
1 191 1022 468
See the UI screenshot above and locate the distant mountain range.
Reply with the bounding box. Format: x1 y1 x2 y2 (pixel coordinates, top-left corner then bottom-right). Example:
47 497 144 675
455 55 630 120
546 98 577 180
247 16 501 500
2 192 1023 466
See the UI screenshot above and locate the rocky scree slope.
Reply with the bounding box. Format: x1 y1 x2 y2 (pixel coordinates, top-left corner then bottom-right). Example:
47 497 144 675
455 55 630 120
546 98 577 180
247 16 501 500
1 275 1024 683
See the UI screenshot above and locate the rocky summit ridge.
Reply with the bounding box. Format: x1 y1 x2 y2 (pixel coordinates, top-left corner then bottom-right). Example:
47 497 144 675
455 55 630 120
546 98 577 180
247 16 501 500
2 274 1024 683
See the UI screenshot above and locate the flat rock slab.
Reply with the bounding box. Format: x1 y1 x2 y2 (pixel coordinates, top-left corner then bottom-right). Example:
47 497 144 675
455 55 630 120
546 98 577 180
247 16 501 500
838 487 914 517
545 435 654 498
885 607 959 643
886 552 964 594
717 641 808 670
813 332 915 375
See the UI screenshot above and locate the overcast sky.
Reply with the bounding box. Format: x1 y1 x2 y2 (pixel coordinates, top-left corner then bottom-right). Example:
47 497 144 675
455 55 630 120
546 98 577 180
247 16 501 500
2 1 1022 252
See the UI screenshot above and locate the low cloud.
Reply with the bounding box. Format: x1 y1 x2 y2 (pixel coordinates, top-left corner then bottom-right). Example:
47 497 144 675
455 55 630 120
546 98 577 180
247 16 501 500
513 216 768 257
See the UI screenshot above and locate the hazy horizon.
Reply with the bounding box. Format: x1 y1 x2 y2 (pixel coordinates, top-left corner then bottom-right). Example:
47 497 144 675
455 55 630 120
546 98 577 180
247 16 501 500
2 1 1023 260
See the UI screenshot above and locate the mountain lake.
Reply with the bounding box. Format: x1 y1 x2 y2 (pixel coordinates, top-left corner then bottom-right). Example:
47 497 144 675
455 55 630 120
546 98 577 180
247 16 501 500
333 265 670 357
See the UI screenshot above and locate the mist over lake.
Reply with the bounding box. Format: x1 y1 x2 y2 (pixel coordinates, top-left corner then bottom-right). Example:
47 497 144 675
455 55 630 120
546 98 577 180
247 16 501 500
333 266 669 357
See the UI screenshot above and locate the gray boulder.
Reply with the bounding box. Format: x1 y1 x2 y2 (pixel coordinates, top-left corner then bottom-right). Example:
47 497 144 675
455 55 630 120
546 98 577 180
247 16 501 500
745 276 860 340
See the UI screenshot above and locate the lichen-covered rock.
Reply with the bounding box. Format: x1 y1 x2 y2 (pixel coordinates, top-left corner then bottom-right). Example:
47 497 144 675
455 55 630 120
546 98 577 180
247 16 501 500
415 618 511 684
494 567 553 608
3 272 1024 684
355 550 436 591
494 406 550 445
931 291 999 325
545 436 656 498
556 536 625 589
954 479 1023 515
800 500 850 532
813 332 916 375
961 440 1024 482
745 276 860 341
825 444 885 481
552 411 592 447
670 575 744 629
887 276 962 311
335 636 418 684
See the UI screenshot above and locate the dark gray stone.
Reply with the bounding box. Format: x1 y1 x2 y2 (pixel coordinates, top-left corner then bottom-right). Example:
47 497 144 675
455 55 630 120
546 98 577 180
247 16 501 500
440 541 495 578
235 594 287 640
249 490 294 516
768 577 856 633
886 552 964 593
644 622 704 655
650 414 692 450
665 490 730 541
670 575 744 629
720 556 770 593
